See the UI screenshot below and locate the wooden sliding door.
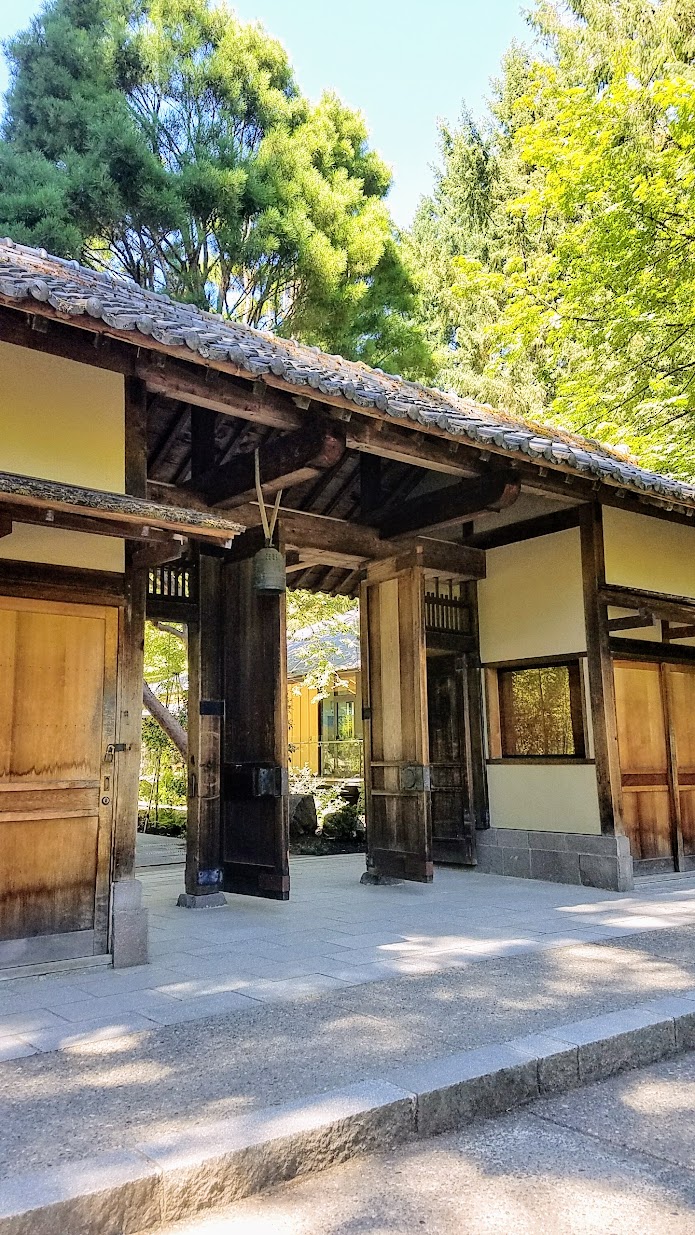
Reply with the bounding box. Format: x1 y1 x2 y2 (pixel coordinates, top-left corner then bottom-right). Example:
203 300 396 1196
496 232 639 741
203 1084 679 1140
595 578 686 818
0 596 118 966
614 658 695 873
427 651 474 865
664 664 695 867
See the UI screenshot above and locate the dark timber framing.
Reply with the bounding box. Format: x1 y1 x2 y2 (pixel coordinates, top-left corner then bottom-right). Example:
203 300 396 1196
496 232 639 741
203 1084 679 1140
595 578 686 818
580 504 624 836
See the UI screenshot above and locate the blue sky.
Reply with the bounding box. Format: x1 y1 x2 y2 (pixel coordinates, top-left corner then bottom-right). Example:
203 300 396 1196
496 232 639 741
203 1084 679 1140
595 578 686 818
0 0 532 226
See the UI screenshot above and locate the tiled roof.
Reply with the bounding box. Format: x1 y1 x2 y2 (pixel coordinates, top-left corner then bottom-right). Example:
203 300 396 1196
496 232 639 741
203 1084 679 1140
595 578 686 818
1 237 694 510
287 610 360 678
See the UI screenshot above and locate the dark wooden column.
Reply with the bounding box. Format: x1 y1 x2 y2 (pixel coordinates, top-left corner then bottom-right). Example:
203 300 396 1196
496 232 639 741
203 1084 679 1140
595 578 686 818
580 503 623 834
360 561 433 882
465 580 489 834
220 533 290 899
183 549 225 902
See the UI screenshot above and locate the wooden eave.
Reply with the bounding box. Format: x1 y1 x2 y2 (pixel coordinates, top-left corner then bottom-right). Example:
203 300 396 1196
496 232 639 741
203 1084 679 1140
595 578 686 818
0 470 244 545
5 299 695 521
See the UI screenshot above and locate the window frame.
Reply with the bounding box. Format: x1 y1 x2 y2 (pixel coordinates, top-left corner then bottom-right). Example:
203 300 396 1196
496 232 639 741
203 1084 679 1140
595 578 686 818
485 656 591 764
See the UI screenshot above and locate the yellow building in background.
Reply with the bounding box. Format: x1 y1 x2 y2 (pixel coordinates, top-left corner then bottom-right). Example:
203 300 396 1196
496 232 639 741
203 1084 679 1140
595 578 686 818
287 611 362 780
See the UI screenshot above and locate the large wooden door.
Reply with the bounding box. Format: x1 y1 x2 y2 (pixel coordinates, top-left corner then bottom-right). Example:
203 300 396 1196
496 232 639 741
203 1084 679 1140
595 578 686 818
220 553 290 900
427 652 474 865
614 660 672 868
0 596 118 967
361 566 433 882
664 664 695 867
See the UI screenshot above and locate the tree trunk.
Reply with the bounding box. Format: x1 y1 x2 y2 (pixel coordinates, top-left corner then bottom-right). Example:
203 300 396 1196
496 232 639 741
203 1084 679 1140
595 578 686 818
143 681 188 759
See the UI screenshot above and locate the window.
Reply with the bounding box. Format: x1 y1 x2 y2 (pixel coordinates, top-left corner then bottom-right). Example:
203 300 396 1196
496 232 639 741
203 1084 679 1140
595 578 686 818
494 661 586 759
319 696 362 776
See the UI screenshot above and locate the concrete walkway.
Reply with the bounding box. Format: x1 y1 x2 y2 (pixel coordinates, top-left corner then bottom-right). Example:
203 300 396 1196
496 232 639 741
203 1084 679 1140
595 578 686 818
3 856 695 1062
149 1050 695 1235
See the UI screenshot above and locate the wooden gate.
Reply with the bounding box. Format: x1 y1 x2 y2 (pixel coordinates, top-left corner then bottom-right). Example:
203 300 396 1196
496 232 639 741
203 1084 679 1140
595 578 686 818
360 565 432 881
0 596 118 966
614 658 695 872
427 652 475 865
220 552 290 899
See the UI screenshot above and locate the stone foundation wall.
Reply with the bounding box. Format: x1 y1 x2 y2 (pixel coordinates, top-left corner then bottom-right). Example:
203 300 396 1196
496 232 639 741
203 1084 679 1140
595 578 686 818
475 828 633 892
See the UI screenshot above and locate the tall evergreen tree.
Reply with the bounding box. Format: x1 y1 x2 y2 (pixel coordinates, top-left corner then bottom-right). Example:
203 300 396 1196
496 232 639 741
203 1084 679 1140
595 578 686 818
0 0 431 377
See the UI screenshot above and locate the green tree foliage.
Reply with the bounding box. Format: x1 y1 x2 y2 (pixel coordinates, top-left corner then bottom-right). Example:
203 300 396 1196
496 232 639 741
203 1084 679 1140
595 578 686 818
0 0 431 377
498 0 695 474
407 55 554 420
408 0 695 475
140 620 187 824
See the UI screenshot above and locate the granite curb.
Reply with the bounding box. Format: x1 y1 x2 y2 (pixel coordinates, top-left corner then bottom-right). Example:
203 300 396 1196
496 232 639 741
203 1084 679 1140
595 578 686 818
3 992 695 1235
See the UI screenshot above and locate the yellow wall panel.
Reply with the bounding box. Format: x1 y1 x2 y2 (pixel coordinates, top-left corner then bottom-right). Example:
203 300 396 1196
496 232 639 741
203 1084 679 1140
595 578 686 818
0 341 125 572
478 527 586 663
0 341 125 492
0 524 124 572
487 763 601 834
603 507 695 599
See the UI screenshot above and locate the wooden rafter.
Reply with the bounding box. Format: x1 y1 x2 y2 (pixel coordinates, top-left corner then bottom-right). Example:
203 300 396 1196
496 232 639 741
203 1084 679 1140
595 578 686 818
198 422 346 508
379 472 521 539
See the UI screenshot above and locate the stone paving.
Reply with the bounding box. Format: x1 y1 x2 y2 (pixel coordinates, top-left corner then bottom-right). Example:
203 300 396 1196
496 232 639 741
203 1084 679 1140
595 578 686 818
2 855 695 1064
148 1050 695 1235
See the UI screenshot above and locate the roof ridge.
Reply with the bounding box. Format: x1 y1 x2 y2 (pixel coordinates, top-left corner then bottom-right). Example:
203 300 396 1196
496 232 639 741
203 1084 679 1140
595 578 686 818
1 237 694 510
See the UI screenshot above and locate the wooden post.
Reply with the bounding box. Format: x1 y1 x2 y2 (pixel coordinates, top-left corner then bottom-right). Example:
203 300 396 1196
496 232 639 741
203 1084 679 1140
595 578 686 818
112 548 147 883
110 376 149 964
112 377 148 882
182 549 226 903
360 562 433 882
580 504 623 834
220 532 290 899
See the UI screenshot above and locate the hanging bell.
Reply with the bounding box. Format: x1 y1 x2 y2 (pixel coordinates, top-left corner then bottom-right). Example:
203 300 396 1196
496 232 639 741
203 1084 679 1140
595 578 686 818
253 544 286 594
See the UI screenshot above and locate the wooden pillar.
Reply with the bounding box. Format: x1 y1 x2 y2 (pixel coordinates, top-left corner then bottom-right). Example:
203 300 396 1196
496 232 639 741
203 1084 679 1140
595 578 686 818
580 503 623 834
220 532 290 899
464 581 489 833
183 549 225 902
360 562 433 882
112 548 147 883
111 376 149 963
112 376 148 883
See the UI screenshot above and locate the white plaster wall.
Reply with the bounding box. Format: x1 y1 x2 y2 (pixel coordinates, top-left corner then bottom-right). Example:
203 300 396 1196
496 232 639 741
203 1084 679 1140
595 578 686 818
478 527 586 663
0 341 124 571
603 507 695 598
487 764 602 834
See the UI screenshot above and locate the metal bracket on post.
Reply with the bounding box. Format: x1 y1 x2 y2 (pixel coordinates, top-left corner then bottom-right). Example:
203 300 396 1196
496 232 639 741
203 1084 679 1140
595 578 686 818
224 763 288 800
399 764 431 793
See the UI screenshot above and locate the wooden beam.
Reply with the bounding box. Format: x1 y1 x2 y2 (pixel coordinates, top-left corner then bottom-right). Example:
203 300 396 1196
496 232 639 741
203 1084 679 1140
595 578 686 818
124 377 148 498
379 473 520 539
190 406 218 490
138 359 303 432
130 540 184 571
664 622 695 641
607 613 654 633
359 453 382 516
0 515 12 539
147 480 486 573
367 538 486 583
346 419 482 477
580 504 623 835
600 584 695 625
0 559 126 606
199 422 346 508
470 504 585 550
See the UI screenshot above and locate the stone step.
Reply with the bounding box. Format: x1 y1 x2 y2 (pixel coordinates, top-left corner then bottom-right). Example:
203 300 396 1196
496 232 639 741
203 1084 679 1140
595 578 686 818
2 993 694 1235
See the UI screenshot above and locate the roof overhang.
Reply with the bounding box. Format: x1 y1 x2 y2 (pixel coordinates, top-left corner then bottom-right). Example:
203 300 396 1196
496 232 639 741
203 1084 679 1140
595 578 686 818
0 470 244 547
